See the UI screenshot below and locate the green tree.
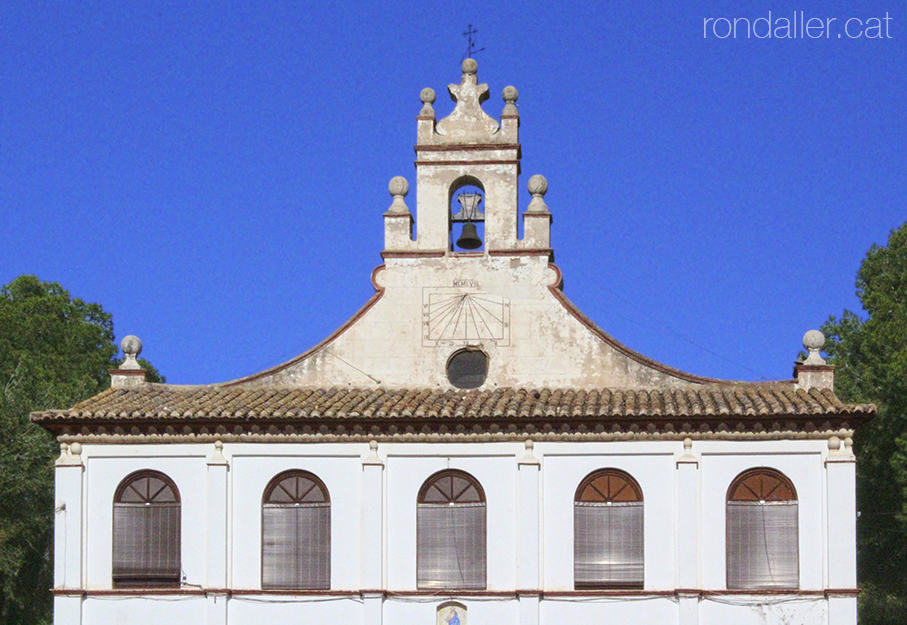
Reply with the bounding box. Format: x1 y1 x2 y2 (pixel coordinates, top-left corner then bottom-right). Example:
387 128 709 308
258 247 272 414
821 222 907 624
0 275 161 625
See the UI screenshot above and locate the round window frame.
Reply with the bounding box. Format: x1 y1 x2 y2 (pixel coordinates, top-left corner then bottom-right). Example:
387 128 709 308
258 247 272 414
445 348 488 389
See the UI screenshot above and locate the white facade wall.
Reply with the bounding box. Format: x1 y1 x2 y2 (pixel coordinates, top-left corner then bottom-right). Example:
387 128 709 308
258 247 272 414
53 438 856 625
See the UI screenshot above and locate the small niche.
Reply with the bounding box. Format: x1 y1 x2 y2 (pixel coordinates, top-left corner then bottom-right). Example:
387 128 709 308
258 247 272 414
437 601 467 625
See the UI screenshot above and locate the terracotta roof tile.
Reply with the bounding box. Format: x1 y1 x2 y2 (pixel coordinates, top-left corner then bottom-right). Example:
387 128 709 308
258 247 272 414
30 383 874 427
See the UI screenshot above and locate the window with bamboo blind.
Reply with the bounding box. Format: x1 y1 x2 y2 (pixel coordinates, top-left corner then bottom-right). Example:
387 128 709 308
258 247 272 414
726 468 799 589
261 470 330 589
574 469 644 589
417 470 486 589
112 470 181 588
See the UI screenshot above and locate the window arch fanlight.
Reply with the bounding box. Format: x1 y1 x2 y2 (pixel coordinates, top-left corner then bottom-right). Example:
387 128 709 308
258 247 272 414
417 469 486 589
112 470 181 588
574 469 644 589
726 467 799 589
261 470 330 589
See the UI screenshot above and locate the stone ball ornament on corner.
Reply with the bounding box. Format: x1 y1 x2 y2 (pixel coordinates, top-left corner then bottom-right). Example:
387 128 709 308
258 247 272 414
528 174 548 196
120 334 143 370
121 334 142 357
388 175 409 197
420 87 436 105
527 174 549 213
419 87 436 117
802 329 826 365
803 329 825 351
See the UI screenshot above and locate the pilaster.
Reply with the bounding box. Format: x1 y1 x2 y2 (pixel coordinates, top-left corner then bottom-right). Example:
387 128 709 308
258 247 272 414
825 436 857 617
205 440 229 625
676 438 700 625
517 439 541 625
827 595 858 625
361 441 384 593
54 443 84 590
362 592 384 625
677 594 699 625
54 442 84 625
518 594 540 625
53 596 82 625
205 594 228 625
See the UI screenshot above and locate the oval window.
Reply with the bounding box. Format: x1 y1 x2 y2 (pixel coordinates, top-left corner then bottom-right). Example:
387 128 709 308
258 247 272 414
446 349 488 389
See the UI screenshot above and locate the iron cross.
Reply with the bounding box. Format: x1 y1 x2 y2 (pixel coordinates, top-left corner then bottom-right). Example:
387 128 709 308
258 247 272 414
462 24 486 59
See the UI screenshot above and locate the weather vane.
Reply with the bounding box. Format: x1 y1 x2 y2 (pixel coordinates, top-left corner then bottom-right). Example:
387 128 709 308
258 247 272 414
462 23 486 59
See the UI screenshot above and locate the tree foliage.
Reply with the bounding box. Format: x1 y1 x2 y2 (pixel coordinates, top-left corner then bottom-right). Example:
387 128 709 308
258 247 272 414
821 222 907 624
0 275 161 625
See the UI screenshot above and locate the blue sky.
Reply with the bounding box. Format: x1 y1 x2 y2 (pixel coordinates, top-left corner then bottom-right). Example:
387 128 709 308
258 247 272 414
1 1 904 385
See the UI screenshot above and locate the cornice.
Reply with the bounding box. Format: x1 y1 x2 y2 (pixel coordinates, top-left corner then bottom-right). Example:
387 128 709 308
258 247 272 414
50 418 859 444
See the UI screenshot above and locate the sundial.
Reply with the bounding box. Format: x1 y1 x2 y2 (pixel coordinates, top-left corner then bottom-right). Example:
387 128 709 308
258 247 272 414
422 288 510 347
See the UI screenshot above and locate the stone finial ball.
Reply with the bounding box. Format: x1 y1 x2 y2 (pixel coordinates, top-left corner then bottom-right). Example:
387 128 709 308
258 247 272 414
419 87 436 104
388 176 409 197
461 58 478 74
69 442 82 455
121 335 142 356
528 174 548 195
802 329 825 351
502 85 519 102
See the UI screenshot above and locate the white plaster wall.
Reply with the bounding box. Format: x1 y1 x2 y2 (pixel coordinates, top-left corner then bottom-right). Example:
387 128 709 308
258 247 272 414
699 596 828 625
384 597 518 625
699 440 826 590
83 445 209 588
76 439 830 593
540 442 676 590
229 444 362 589
539 596 677 625
74 593 834 625
243 255 702 390
228 595 363 623
413 156 519 251
69 438 841 625
384 444 517 590
82 596 204 624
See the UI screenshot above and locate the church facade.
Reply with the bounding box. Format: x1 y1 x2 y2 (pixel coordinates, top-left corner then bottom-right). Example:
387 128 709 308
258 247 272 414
34 59 871 625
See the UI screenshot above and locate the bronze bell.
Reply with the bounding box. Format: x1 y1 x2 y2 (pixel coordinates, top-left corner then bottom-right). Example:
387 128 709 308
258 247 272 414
456 222 482 249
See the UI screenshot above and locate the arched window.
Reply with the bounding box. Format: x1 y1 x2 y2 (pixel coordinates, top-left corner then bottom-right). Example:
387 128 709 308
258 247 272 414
112 470 180 587
726 468 799 589
417 469 486 589
261 470 330 589
574 469 644 589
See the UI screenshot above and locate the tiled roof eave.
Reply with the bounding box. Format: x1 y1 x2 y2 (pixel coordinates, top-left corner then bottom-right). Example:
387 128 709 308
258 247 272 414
30 384 875 441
